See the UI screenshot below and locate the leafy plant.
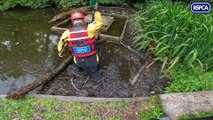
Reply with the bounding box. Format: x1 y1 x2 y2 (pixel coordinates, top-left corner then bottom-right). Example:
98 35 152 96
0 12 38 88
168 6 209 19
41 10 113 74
97 0 127 5
132 0 213 71
56 0 87 7
0 0 54 11
0 0 132 11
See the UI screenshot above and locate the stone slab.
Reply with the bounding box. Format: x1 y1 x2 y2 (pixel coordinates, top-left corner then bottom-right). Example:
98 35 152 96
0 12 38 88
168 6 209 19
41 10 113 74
0 95 6 99
159 91 213 120
31 94 151 102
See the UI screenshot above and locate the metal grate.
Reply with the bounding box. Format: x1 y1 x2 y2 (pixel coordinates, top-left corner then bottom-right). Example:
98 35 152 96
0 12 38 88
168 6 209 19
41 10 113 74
85 14 114 31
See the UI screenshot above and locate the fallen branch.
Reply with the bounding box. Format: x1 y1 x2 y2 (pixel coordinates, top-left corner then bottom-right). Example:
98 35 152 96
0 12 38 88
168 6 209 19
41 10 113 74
99 34 120 41
84 75 90 84
51 26 68 34
6 56 73 99
48 6 91 23
85 11 128 19
71 77 80 92
130 66 144 85
54 18 70 27
104 40 145 60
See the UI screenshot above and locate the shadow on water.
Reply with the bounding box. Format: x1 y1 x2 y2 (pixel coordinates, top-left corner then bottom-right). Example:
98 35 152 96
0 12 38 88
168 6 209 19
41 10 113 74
0 8 63 94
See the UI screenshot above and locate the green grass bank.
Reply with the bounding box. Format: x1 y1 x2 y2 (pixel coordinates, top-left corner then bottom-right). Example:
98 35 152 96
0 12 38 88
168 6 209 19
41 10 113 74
0 96 163 120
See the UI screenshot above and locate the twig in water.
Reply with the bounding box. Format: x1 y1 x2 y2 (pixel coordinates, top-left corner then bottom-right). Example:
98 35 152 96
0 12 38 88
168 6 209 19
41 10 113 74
57 83 67 92
130 66 144 85
146 58 159 69
131 30 140 35
70 78 80 92
84 75 90 84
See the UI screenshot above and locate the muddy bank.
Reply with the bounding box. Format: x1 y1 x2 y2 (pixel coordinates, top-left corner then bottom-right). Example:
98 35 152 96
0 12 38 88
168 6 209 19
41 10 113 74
39 42 169 97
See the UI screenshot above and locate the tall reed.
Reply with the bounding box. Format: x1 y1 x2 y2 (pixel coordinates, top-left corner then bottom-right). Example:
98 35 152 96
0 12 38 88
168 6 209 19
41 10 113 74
133 0 213 71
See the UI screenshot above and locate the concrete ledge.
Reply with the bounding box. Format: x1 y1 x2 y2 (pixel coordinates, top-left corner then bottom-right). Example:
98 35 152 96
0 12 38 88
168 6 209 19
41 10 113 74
0 95 6 99
159 91 213 120
31 94 151 102
0 94 151 102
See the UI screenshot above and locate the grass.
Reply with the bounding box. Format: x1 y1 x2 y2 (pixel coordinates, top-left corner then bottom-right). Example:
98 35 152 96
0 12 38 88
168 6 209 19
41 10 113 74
132 0 213 72
0 96 164 120
0 97 94 120
2 98 126 120
179 111 213 120
91 101 129 109
166 65 213 93
138 96 164 120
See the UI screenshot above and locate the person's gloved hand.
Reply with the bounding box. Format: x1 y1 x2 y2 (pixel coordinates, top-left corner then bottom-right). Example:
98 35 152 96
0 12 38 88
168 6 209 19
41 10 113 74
58 52 65 57
94 2 98 10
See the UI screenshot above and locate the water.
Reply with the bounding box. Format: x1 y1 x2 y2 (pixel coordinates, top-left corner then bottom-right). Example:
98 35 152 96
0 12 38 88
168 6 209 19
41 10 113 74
0 8 63 94
101 18 126 36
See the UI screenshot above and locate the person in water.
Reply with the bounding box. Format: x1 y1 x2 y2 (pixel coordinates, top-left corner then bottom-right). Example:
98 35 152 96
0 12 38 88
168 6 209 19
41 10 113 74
57 9 103 81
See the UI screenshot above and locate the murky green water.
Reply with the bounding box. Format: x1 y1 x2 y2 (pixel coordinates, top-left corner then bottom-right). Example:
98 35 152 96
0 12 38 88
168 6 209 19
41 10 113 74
101 18 126 36
0 8 63 94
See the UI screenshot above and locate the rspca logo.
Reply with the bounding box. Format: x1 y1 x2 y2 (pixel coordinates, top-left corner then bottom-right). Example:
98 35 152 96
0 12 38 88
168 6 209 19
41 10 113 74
191 2 211 13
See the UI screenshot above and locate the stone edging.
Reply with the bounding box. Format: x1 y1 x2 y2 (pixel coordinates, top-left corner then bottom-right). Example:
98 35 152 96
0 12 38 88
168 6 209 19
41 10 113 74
0 94 151 102
31 94 151 102
0 95 6 99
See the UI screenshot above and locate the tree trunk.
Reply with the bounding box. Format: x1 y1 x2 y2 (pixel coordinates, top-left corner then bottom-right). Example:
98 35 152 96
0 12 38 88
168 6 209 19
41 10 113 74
48 6 91 23
6 56 73 99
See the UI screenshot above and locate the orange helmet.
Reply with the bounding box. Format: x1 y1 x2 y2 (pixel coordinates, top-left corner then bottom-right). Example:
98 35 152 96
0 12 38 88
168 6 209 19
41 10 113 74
70 12 85 22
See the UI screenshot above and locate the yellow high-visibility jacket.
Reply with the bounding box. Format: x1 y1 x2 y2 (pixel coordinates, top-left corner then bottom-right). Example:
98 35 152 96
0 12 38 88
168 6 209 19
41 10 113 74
57 11 103 54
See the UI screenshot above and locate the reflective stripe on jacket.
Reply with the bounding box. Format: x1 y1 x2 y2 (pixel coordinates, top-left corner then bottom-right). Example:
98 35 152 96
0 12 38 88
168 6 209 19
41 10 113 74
68 27 96 58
